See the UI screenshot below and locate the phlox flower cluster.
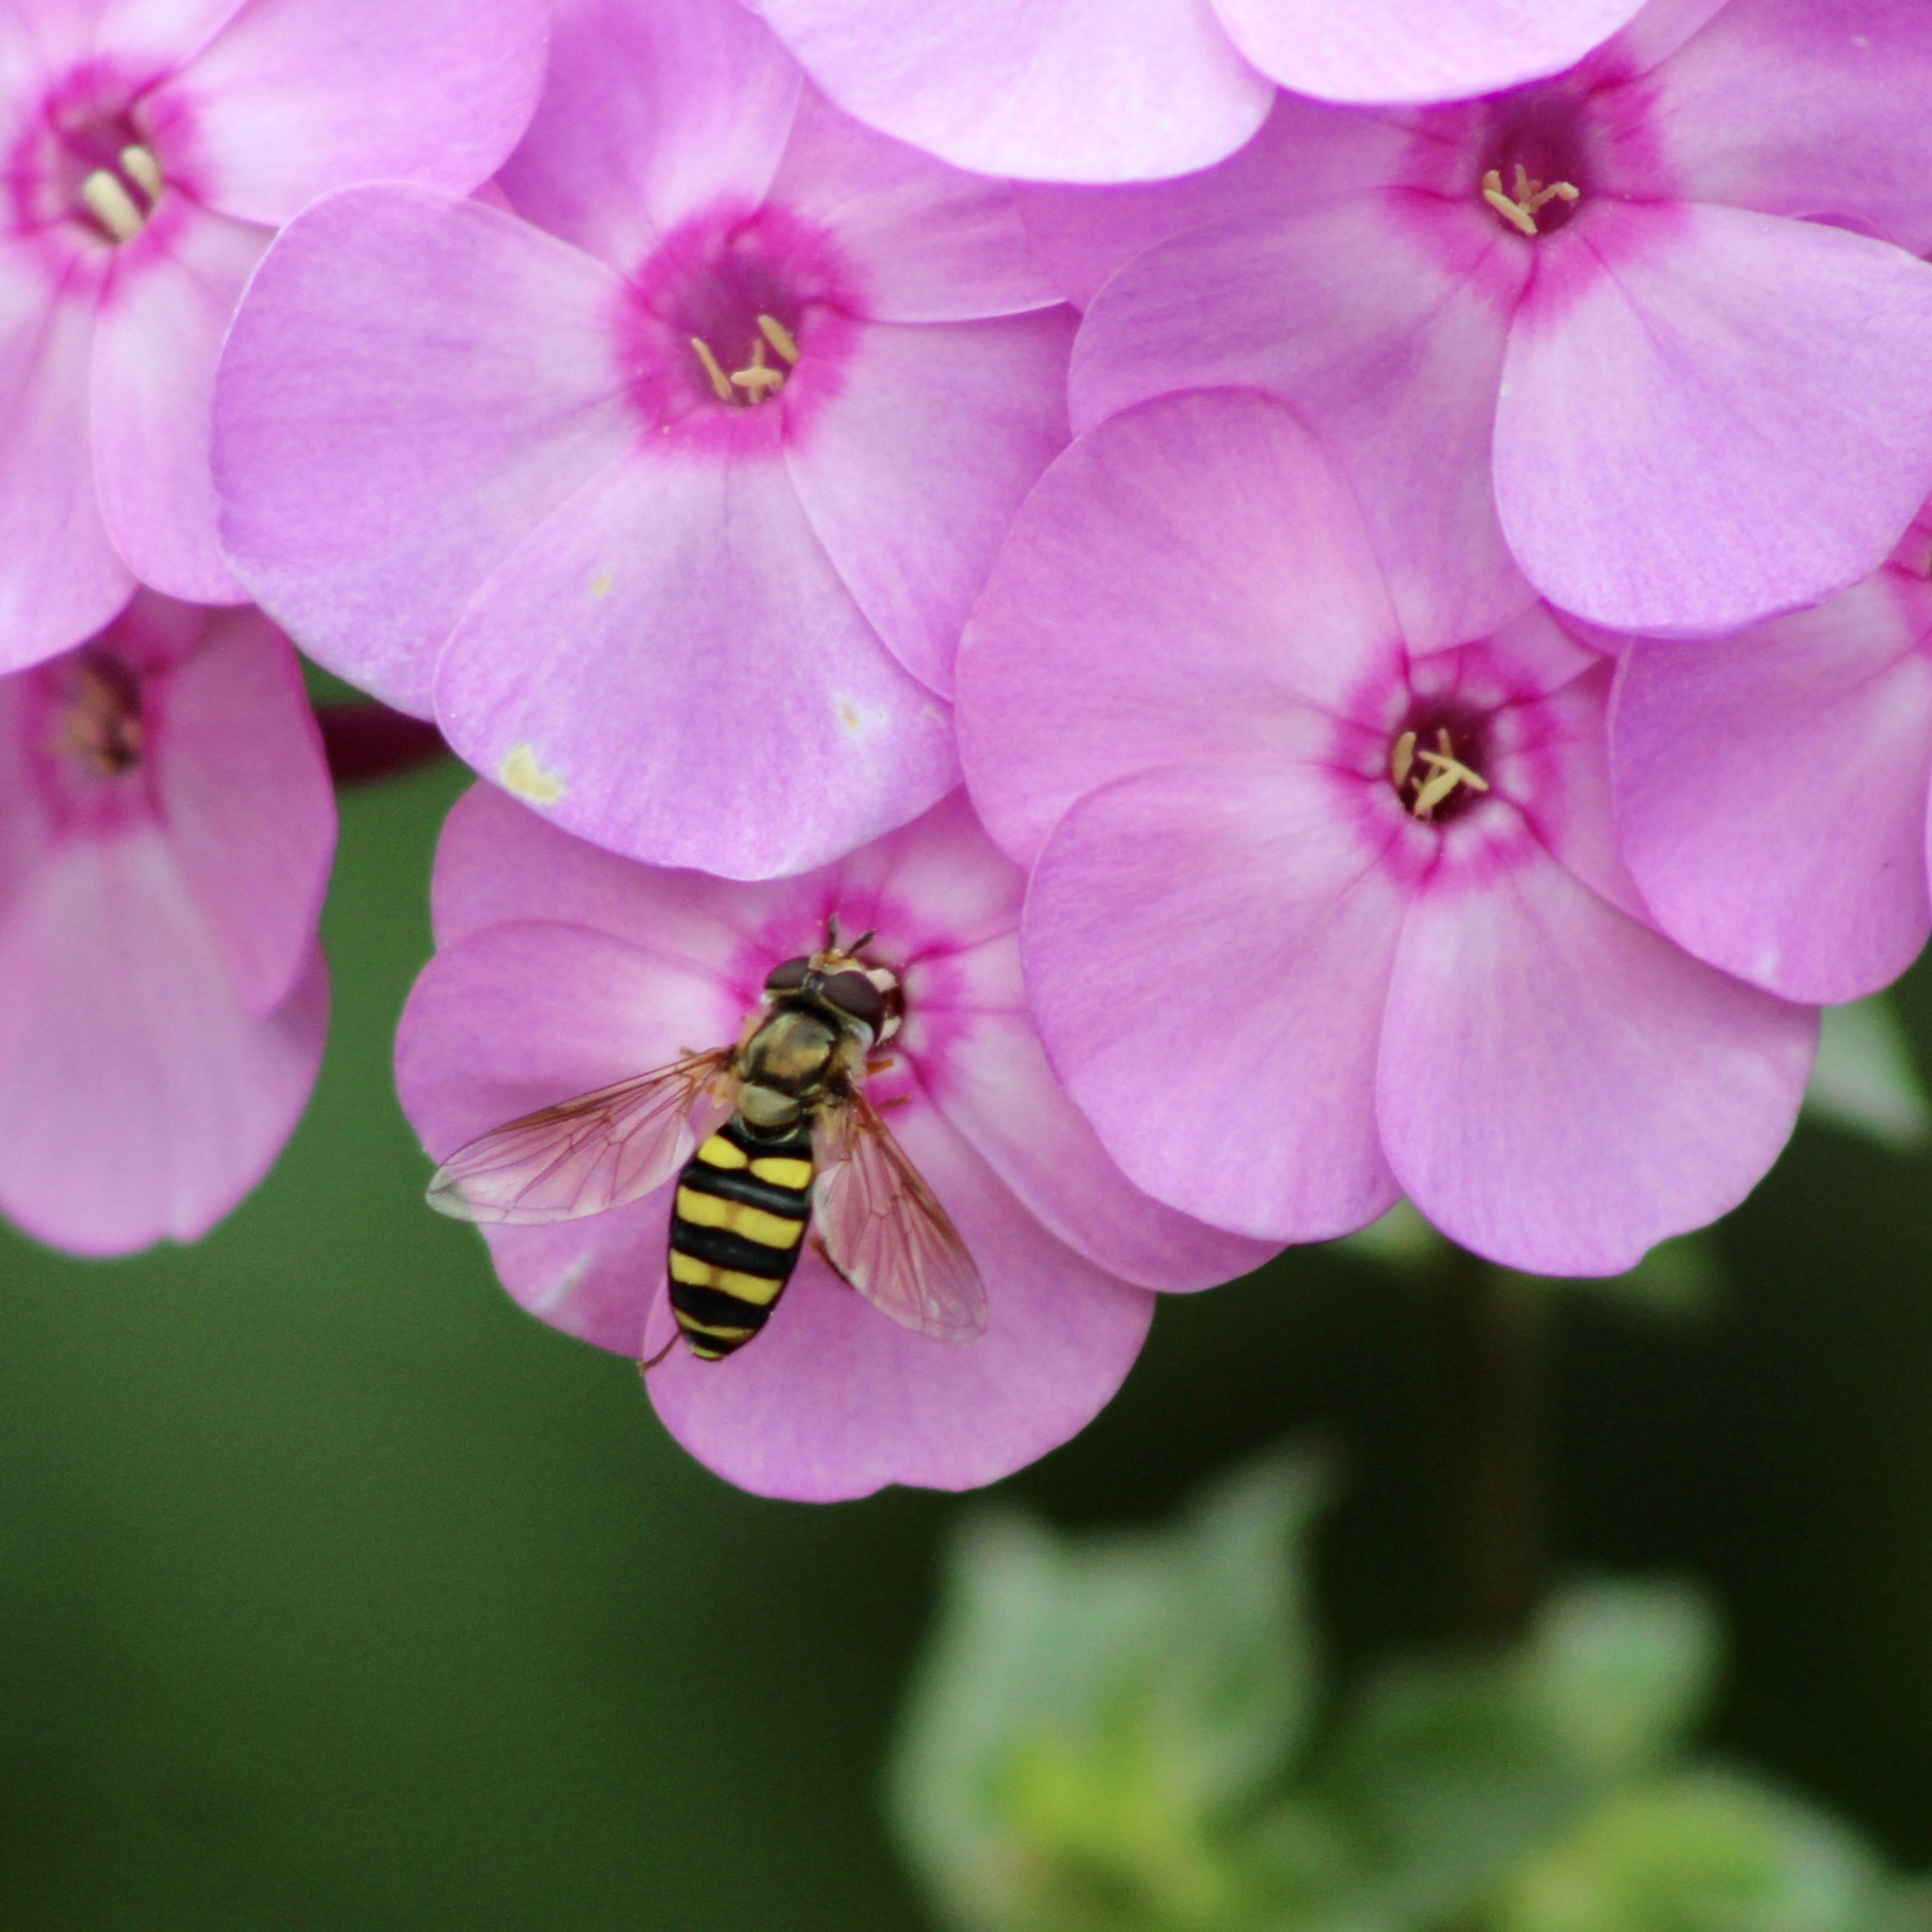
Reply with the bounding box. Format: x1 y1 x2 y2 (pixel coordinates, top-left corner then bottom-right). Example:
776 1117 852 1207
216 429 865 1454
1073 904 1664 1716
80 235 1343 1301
8 0 1932 1497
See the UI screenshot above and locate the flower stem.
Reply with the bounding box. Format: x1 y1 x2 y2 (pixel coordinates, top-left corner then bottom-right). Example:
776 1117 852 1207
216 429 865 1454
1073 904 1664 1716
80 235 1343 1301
1438 1246 1549 1644
316 704 450 788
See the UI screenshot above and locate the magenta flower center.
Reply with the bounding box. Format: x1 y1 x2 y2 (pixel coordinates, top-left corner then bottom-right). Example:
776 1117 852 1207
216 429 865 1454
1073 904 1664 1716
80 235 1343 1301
26 651 158 835
1388 708 1492 824
1478 91 1589 238
11 69 167 246
620 204 863 435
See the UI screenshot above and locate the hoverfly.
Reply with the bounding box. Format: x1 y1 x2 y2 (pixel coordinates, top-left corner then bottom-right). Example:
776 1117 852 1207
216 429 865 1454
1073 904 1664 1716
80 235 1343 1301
426 921 986 1364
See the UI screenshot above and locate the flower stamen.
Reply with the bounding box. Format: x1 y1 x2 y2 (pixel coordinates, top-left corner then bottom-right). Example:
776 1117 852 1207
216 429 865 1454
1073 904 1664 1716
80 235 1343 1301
730 335 786 399
757 312 801 365
54 660 144 777
1395 726 1489 822
1481 162 1580 238
75 141 165 244
690 335 736 403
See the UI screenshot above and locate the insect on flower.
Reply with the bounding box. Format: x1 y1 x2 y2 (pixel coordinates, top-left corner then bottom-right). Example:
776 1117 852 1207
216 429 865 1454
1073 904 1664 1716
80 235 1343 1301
425 920 986 1364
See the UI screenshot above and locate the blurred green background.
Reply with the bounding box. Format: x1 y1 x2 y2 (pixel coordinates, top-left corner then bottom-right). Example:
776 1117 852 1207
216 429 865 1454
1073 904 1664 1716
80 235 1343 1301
2 763 1930 1928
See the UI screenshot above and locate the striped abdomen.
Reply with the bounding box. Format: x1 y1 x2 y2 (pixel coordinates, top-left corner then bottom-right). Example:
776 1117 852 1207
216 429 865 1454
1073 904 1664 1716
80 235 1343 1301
668 1117 815 1360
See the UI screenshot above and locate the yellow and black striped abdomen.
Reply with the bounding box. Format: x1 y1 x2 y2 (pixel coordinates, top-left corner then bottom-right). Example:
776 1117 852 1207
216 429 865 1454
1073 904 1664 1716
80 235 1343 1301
668 1118 815 1360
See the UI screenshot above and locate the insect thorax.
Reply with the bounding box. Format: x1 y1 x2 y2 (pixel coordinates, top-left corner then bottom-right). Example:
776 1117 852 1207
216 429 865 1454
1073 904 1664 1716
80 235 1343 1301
735 1000 858 1131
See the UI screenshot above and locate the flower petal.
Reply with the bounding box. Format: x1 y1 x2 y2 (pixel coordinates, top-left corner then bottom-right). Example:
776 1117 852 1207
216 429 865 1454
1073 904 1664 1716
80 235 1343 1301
430 783 768 963
157 605 335 1017
91 204 266 605
1641 0 1932 254
1024 761 1404 1243
496 0 801 272
749 0 1272 186
786 309 1074 697
1072 199 1534 651
0 832 327 1254
1496 201 1932 635
1611 572 1932 1003
215 186 635 716
958 389 1402 867
1018 93 1412 312
0 250 132 670
1214 0 1648 104
768 85 1060 322
924 934 1277 1291
647 1100 1154 1501
1380 848 1815 1275
167 0 550 225
433 443 958 879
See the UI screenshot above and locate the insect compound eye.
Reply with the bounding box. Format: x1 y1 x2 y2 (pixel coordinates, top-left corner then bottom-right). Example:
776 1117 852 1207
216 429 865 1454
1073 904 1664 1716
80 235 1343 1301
820 969 886 1035
763 955 811 992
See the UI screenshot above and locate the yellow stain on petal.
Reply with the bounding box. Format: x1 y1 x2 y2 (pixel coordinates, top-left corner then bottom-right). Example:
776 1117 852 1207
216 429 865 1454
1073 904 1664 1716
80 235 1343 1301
589 571 613 599
837 702 862 735
499 742 567 805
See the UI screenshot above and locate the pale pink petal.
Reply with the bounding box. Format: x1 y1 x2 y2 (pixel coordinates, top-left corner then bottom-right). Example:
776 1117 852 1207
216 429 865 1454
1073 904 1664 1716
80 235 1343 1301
1611 574 1932 1003
1019 93 1412 311
1072 199 1534 650
1641 0 1932 254
958 389 1402 867
1497 202 1932 635
786 309 1074 696
167 0 550 225
214 187 635 716
648 1099 1154 1501
1380 851 1816 1276
157 605 335 1017
1214 0 1647 104
768 86 1059 322
92 0 247 67
395 918 744 1355
1025 762 1404 1242
0 250 133 670
429 784 772 964
749 0 1272 186
1507 652 1652 926
1604 0 1731 74
433 445 958 879
497 0 801 272
91 203 267 605
924 935 1276 1291
0 832 327 1254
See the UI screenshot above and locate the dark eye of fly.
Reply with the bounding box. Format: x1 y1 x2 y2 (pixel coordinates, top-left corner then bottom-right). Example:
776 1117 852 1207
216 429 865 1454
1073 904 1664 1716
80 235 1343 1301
820 969 886 1034
764 955 811 992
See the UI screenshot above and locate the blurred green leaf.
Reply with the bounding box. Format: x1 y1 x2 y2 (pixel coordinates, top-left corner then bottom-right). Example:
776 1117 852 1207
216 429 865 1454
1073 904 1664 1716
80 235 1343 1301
888 1452 1327 1932
1805 996 1930 1152
1526 1580 1720 1778
1317 1581 1721 1921
1497 1771 1909 1932
1559 1234 1728 1324
1320 1654 1592 1921
1337 1201 1448 1273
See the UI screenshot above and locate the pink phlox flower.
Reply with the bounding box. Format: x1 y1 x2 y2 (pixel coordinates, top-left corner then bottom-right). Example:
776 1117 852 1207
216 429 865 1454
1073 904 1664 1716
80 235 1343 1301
957 389 1818 1276
747 0 1651 184
1048 0 1932 641
395 785 1269 1500
214 0 1077 883
0 0 551 669
0 590 333 1254
1611 501 1932 1007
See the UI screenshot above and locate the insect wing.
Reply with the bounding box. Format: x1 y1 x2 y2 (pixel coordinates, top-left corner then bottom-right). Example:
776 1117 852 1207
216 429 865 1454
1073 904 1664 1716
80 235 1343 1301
814 1095 986 1343
427 1051 736 1225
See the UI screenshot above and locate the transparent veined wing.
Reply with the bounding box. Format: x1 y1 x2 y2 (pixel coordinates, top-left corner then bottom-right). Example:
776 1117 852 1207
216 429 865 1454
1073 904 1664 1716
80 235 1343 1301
813 1093 987 1343
427 1050 737 1225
